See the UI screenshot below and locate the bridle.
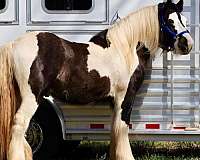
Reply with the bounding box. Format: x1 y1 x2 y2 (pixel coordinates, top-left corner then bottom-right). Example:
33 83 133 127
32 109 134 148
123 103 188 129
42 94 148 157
160 12 189 39
158 3 189 51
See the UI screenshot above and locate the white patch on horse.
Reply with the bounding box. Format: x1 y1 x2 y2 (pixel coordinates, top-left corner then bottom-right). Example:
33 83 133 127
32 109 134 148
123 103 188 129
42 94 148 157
87 42 132 96
169 12 193 46
169 13 185 34
12 32 39 95
9 31 40 160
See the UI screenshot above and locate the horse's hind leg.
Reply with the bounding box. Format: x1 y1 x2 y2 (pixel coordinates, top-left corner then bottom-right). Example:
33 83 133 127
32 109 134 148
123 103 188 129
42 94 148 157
24 137 33 160
9 94 37 160
8 31 39 160
8 89 38 160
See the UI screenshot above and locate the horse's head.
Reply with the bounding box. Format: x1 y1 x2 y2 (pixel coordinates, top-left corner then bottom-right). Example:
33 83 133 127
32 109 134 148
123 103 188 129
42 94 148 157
158 0 193 55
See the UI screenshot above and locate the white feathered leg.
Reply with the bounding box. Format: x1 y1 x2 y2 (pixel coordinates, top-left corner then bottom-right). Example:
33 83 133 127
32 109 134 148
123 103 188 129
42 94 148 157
110 91 135 160
8 32 39 160
8 92 38 160
24 137 33 160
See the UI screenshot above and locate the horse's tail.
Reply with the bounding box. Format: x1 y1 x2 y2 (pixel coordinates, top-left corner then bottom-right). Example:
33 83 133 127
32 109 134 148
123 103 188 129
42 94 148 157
0 43 18 160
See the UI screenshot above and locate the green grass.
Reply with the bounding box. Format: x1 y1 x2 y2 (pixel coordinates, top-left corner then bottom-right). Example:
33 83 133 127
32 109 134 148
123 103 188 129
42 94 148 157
131 141 200 160
66 141 200 160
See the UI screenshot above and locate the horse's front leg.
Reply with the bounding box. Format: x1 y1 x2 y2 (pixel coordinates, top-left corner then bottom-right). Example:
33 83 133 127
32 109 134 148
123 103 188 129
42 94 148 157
110 90 135 160
121 66 145 125
121 86 136 125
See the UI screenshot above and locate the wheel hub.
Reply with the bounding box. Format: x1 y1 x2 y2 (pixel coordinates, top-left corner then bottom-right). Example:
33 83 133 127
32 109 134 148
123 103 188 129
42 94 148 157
25 120 43 154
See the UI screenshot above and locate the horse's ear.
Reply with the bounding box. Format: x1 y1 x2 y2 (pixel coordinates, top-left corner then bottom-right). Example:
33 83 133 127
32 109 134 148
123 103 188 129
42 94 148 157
166 0 172 3
176 0 183 12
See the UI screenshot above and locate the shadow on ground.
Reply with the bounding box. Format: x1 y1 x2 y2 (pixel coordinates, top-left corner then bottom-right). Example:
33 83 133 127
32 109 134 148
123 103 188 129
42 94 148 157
34 141 200 160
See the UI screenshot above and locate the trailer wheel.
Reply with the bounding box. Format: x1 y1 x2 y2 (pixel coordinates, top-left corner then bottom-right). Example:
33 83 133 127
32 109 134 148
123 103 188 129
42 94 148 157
26 99 64 159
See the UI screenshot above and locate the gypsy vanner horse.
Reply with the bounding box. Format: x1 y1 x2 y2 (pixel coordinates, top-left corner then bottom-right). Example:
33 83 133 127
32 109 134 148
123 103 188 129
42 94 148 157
0 0 193 160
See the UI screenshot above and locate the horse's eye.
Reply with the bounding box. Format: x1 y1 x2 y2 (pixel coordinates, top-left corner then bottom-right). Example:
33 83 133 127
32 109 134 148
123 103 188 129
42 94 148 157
168 19 174 24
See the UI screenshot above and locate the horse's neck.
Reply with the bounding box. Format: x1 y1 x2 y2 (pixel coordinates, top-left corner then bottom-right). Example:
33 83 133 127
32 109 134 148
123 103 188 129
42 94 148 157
108 6 159 73
107 6 159 67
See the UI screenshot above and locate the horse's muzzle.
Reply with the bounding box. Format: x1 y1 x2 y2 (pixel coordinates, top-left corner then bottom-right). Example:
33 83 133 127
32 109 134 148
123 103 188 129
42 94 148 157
175 36 193 55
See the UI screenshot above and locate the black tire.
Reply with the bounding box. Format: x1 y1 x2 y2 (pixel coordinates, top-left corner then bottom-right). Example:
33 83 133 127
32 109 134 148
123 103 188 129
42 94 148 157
26 99 64 160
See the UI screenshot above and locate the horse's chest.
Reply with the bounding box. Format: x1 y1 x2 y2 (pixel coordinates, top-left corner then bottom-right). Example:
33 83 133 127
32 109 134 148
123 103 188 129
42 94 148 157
87 43 127 94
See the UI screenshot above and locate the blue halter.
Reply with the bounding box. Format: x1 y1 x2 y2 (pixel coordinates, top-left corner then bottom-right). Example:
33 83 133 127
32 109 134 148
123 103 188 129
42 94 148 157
160 14 189 39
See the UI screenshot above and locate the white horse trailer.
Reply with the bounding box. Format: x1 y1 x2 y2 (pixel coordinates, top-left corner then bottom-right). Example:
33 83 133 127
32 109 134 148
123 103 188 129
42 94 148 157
1 0 200 155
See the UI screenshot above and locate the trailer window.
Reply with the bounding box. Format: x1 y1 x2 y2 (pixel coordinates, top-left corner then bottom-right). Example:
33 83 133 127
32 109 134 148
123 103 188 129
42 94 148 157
44 0 92 11
0 0 6 10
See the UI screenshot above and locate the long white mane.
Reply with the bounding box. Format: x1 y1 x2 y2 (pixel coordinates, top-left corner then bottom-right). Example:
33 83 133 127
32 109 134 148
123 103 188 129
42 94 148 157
107 5 159 71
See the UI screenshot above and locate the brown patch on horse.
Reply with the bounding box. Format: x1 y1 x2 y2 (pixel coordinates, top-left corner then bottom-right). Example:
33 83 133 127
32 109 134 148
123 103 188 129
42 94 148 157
29 32 111 104
121 43 151 124
89 29 111 48
29 32 70 102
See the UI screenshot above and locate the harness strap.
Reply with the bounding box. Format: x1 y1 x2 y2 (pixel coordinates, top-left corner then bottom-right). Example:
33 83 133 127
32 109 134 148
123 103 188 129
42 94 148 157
177 30 189 37
161 18 189 39
159 3 189 40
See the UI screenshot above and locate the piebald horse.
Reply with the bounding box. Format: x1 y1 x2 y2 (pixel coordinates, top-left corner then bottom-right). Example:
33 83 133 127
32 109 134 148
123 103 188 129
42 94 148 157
0 0 193 160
